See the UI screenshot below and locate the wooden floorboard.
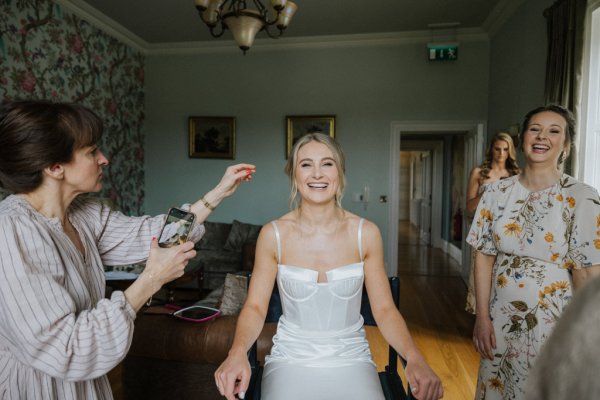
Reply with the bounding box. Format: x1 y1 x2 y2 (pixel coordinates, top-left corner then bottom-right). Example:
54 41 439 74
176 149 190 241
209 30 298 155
368 221 479 400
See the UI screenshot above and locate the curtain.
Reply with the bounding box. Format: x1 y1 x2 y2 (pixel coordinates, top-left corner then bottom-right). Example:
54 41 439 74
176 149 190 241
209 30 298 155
543 0 587 111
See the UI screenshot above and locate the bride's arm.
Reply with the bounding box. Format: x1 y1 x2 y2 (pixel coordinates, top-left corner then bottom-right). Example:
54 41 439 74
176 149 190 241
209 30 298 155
214 224 278 400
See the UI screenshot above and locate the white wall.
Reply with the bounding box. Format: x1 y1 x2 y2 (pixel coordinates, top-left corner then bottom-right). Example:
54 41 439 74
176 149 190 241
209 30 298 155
399 152 411 220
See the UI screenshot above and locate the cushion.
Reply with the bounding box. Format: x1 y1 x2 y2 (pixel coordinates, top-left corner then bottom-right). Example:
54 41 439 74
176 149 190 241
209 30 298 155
218 273 248 316
223 219 262 252
198 221 232 250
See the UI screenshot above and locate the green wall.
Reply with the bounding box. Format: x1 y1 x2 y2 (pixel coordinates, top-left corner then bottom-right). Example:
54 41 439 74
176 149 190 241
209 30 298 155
487 0 553 137
143 40 490 261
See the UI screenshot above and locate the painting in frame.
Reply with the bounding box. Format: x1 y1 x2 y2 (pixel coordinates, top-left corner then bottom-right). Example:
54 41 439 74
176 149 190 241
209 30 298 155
286 115 336 158
189 116 235 159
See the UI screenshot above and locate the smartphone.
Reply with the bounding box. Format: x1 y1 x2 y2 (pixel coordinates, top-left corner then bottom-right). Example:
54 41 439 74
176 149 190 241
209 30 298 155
172 305 221 323
158 207 196 248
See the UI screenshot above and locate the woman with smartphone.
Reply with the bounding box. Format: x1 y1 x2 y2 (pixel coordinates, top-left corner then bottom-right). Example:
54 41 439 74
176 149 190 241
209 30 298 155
215 133 443 400
0 100 254 400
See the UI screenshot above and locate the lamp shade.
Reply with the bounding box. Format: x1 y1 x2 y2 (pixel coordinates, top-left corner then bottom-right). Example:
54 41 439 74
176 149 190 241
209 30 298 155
270 0 287 11
276 1 297 29
195 0 211 10
223 11 265 52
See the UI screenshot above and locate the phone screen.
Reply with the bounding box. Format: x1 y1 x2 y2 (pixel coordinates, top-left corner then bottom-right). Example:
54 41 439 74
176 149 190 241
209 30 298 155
173 306 220 322
158 207 196 248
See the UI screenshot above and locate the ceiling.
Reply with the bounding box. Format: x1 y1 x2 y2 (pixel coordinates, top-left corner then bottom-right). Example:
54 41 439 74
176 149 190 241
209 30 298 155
72 0 510 46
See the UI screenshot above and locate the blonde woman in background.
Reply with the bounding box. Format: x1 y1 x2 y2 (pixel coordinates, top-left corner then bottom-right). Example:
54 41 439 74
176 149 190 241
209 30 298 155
465 132 520 314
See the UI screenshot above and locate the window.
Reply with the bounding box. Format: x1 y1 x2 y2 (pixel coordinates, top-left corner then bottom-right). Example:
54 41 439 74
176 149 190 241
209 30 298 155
578 1 600 191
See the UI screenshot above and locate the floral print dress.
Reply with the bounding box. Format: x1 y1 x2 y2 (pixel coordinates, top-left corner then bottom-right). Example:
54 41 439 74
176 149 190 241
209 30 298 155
467 174 600 400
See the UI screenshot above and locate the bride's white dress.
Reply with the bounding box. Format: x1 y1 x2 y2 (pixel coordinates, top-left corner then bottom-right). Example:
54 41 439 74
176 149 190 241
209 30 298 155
261 220 385 400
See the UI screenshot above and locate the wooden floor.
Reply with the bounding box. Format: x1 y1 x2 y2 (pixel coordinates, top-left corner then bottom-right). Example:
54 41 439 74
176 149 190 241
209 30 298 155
366 221 479 399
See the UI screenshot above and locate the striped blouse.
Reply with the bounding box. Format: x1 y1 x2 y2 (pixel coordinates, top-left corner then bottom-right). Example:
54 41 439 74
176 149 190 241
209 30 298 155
0 195 204 399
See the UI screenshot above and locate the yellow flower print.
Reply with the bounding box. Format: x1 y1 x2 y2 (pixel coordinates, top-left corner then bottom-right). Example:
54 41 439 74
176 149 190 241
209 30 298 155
594 239 600 250
518 282 526 289
496 274 508 288
597 215 600 228
553 281 570 290
480 208 493 221
543 285 555 295
488 377 504 393
567 196 576 208
563 260 575 270
556 193 563 202
504 222 522 236
551 252 560 262
545 232 554 243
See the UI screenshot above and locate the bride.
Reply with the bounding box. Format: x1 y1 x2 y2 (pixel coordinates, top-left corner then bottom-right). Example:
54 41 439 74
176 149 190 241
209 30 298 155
215 133 442 400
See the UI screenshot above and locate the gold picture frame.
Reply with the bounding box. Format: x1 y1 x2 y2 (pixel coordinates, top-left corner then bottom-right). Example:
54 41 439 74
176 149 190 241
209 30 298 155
189 116 235 159
286 115 336 158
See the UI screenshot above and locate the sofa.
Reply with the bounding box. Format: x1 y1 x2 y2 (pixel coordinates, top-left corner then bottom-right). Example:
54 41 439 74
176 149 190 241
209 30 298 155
106 219 261 293
121 239 268 400
192 219 262 290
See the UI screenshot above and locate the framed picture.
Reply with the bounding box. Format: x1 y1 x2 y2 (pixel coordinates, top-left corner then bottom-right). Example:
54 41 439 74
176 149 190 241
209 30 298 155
189 116 235 159
286 115 336 158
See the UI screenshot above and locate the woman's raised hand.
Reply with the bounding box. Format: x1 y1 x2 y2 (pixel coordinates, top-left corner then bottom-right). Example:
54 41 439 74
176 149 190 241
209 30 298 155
214 163 256 199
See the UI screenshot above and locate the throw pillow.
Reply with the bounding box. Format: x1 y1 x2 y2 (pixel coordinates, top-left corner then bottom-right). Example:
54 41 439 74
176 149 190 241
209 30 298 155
218 273 248 316
223 219 262 252
198 221 232 250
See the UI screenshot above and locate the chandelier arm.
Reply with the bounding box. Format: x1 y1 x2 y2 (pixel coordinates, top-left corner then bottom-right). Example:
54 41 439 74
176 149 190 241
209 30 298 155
251 0 281 25
263 24 284 39
209 23 227 38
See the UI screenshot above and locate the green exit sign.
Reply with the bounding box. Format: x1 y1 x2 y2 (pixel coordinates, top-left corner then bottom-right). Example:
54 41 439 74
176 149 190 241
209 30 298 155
428 45 458 61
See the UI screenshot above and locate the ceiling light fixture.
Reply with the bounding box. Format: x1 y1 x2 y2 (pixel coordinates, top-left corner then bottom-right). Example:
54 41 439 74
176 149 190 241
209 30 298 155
194 0 298 54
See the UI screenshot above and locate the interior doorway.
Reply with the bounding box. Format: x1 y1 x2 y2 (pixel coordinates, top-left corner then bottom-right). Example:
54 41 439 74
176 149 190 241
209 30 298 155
387 120 486 280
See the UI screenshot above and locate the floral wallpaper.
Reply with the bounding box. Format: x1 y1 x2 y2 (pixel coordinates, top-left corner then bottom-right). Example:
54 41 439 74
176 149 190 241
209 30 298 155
0 0 145 215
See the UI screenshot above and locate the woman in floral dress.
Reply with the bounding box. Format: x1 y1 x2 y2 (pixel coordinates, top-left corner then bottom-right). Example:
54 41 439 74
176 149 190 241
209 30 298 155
467 105 600 400
465 132 520 314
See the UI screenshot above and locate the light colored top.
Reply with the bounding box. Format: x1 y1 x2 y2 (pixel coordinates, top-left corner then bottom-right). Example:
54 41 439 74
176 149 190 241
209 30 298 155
265 219 374 367
467 174 600 269
0 195 204 399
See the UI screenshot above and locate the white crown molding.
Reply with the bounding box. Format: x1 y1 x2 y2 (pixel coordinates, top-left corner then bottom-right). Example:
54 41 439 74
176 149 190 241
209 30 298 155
146 28 488 56
483 0 526 37
53 0 489 56
54 0 149 53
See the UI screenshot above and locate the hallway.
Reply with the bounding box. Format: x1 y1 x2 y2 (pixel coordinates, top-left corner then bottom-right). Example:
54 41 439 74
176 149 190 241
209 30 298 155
367 221 479 399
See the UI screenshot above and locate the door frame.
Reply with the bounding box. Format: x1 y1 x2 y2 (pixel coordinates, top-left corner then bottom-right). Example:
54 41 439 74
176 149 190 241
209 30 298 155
387 120 486 276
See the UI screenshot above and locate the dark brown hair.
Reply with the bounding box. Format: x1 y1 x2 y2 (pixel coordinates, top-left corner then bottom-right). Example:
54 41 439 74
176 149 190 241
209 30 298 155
0 100 103 193
520 104 576 159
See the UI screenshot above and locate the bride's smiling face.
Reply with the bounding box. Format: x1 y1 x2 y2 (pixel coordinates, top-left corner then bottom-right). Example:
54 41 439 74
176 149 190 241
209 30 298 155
295 141 339 205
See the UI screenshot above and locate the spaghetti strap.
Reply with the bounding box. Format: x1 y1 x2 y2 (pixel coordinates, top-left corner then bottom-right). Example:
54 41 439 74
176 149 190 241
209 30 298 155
358 218 365 262
271 221 281 264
